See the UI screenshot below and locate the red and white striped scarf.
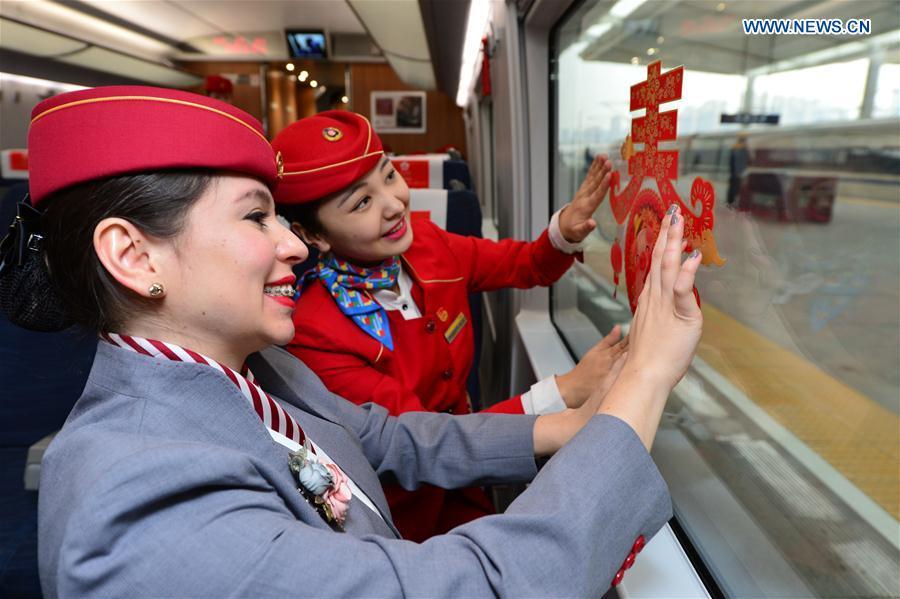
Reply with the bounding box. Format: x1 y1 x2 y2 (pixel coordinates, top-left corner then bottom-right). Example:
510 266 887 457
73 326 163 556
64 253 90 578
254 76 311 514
100 332 377 529
101 332 305 445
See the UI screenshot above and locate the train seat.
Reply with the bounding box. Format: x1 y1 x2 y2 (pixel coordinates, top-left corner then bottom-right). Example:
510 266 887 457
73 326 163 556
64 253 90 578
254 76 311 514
391 155 473 191
2 182 97 596
409 188 484 409
0 149 29 188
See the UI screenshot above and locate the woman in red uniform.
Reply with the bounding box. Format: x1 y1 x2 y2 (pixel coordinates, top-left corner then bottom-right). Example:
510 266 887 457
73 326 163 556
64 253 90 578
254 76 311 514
272 111 625 541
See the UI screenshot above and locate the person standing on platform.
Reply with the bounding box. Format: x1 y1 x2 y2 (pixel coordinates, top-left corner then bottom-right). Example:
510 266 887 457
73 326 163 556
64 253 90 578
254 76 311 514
727 132 750 208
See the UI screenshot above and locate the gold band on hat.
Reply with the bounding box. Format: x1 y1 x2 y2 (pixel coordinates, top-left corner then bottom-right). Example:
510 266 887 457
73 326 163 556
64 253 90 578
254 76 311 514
281 150 384 177
362 114 373 153
282 113 380 178
30 95 269 144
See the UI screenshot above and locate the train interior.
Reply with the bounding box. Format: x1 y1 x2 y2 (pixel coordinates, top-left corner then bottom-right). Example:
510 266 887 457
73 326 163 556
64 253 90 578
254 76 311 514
1 0 898 596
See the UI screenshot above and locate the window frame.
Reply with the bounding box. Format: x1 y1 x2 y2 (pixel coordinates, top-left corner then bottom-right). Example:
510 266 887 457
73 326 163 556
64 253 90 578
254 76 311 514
515 0 714 596
541 1 900 597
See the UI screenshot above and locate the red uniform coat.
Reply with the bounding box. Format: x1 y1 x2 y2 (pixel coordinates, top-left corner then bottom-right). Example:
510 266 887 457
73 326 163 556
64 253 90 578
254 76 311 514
288 219 576 541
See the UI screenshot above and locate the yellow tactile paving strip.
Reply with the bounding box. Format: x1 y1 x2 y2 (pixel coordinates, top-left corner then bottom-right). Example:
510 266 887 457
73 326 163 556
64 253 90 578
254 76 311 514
582 251 899 519
697 304 900 520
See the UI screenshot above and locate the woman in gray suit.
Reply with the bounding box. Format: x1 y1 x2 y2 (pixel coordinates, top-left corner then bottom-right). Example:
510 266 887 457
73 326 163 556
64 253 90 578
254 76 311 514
1 86 703 597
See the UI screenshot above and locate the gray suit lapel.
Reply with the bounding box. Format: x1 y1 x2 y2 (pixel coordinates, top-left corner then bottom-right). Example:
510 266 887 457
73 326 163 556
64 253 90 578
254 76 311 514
247 349 343 424
89 343 336 535
247 349 401 537
92 342 399 538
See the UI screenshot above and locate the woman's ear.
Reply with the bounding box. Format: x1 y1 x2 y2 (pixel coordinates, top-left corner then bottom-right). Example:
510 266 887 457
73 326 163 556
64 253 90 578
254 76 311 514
93 217 166 298
290 221 331 254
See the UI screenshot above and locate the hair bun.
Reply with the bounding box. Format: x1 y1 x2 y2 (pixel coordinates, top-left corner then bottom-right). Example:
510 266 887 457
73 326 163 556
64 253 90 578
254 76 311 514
1 201 74 332
0 246 73 332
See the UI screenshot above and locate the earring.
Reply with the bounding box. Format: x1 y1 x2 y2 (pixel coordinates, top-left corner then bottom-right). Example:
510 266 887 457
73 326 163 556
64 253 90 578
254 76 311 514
148 282 165 298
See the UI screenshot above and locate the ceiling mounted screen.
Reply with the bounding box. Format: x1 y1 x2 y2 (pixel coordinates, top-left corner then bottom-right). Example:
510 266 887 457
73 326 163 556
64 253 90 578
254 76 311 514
285 30 327 59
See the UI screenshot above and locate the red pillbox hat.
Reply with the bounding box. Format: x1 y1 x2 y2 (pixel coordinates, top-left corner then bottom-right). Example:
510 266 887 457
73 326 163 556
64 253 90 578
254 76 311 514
272 110 384 205
28 86 277 206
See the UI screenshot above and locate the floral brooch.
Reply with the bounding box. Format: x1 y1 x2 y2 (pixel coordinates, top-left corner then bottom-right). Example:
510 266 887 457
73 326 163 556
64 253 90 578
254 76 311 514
288 442 351 532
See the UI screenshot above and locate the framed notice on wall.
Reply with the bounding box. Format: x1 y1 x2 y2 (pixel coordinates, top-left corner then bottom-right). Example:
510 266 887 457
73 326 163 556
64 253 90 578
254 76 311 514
370 91 426 134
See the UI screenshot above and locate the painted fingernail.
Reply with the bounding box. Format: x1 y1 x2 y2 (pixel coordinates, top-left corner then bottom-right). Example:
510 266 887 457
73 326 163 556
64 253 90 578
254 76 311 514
690 249 700 258
670 213 678 224
666 204 676 215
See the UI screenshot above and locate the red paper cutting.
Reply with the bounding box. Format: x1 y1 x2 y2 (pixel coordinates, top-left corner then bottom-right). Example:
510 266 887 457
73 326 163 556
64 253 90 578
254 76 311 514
608 61 726 312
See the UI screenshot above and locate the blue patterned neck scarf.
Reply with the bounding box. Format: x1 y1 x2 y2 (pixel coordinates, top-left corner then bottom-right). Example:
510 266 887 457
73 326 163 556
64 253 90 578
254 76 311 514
315 253 401 350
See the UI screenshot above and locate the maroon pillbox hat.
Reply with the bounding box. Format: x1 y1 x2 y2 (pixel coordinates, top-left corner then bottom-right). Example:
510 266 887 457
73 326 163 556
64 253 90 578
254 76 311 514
28 85 278 206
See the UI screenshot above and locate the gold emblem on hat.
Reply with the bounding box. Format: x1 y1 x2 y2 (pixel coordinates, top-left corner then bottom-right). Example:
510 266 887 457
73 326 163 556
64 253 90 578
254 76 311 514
275 151 284 179
323 127 343 142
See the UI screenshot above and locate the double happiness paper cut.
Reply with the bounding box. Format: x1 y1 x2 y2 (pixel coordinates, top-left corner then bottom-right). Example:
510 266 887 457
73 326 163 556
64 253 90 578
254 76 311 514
608 60 726 312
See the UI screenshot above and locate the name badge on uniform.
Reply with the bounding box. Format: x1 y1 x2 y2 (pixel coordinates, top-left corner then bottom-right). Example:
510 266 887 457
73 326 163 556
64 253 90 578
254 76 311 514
444 312 467 344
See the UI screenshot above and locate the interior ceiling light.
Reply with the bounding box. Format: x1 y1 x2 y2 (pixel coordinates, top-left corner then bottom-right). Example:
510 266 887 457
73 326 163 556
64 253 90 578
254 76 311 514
583 0 648 43
0 17 86 57
299 70 309 79
341 95 349 103
586 23 612 39
0 71 86 91
456 0 491 106
0 0 174 59
286 63 295 71
647 47 656 56
0 16 199 87
609 0 647 19
310 80 318 88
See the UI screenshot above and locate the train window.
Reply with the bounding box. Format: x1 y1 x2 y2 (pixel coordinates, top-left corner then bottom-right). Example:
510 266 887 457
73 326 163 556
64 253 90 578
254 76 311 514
549 1 899 596
480 99 499 228
751 59 869 125
874 62 900 118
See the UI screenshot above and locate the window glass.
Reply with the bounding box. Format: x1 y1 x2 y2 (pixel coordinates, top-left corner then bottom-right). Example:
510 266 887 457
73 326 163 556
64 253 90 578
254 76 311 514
751 59 869 125
874 61 900 118
480 100 499 227
551 1 900 596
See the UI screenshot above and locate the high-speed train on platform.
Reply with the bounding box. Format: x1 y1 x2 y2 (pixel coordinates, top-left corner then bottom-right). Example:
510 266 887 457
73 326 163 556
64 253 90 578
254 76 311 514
1 0 898 597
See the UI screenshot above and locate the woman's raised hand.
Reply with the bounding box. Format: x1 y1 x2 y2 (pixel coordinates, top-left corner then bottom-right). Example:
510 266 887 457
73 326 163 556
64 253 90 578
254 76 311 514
558 154 613 244
595 203 703 449
532 203 703 456
627 203 703 388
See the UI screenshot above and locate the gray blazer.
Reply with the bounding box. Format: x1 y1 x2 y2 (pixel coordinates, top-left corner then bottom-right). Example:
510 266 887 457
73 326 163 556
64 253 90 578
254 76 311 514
38 342 671 597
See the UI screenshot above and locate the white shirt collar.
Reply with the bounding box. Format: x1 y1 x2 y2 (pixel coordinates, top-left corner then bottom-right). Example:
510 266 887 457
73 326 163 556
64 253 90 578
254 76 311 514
371 265 422 319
